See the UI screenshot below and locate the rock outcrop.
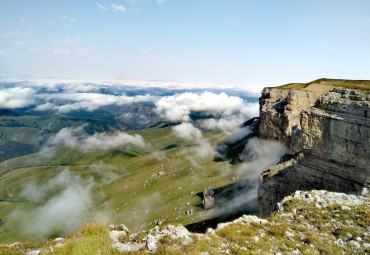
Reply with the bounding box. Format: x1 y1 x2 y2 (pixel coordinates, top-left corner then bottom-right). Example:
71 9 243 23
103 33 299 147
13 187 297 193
258 86 370 217
202 187 215 210
109 224 192 253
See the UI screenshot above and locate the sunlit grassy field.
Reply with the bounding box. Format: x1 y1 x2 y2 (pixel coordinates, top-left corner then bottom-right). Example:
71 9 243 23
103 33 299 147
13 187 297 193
0 126 251 243
268 78 370 93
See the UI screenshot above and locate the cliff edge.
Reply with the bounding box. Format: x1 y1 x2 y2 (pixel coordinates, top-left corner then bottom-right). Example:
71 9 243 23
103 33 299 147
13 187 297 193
257 79 370 217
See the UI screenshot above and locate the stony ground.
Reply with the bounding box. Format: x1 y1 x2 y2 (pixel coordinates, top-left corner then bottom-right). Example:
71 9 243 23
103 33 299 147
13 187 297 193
1 189 368 255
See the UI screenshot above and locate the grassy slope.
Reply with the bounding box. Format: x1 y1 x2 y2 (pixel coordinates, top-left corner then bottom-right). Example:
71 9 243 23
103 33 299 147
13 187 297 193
0 126 248 243
1 193 368 255
267 78 370 94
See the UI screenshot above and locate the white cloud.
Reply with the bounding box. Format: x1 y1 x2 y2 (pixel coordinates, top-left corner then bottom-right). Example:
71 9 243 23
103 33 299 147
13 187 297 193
236 138 286 177
229 126 252 143
0 51 5 55
36 92 153 113
51 47 91 55
172 123 214 159
13 41 27 45
155 91 258 123
97 3 107 10
45 126 86 148
14 169 95 238
74 47 91 54
53 36 81 45
157 0 166 3
43 125 147 150
0 87 36 109
20 19 25 24
4 30 19 38
83 132 147 149
0 77 261 117
1 76 263 98
172 122 202 141
201 117 243 132
52 48 70 54
112 3 126 12
70 19 77 23
126 0 144 4
62 15 68 19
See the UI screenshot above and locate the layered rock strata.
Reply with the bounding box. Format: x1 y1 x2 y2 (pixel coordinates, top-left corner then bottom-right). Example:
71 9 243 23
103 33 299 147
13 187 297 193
258 87 370 217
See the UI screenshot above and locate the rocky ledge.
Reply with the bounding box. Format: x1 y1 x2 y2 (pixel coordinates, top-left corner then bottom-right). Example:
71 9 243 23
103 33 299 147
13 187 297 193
103 189 369 254
258 87 370 217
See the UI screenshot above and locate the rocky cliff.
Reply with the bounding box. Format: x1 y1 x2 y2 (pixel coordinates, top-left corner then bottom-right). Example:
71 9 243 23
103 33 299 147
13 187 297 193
257 81 370 217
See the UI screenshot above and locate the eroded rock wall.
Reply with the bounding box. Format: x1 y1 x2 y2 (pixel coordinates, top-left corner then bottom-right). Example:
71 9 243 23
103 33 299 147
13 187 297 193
258 88 370 217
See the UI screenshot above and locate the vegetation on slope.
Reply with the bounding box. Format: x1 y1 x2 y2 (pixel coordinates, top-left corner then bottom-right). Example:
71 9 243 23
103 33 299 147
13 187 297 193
268 78 370 93
0 125 257 243
1 190 368 254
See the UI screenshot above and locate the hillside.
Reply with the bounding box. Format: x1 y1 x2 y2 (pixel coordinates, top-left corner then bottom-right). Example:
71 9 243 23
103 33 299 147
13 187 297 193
269 78 370 93
0 124 268 243
0 79 369 254
1 190 368 254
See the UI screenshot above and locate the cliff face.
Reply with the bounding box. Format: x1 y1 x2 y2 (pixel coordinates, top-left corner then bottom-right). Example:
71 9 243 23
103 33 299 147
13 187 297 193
258 86 370 217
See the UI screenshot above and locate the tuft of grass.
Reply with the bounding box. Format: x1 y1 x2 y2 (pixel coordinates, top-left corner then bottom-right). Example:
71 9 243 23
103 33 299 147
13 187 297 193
55 222 119 255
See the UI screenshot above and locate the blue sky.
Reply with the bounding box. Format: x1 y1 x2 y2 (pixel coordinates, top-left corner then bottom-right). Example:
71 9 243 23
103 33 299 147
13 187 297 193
0 0 369 86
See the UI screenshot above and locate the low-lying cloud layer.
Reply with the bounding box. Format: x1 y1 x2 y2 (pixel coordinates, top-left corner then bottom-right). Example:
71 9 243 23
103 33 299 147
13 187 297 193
11 163 120 239
43 126 147 150
0 87 35 109
215 138 286 215
36 93 154 113
155 92 259 126
0 77 260 133
172 122 214 162
12 170 94 238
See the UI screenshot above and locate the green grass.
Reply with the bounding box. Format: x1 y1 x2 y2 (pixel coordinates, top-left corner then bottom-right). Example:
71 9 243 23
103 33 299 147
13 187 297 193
268 78 370 92
0 126 238 243
1 194 368 254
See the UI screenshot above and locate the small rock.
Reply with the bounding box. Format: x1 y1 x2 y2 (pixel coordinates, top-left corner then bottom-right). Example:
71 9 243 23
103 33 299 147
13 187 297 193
340 206 351 211
54 243 65 248
252 236 259 243
203 187 215 197
152 219 163 225
291 249 302 255
334 238 346 247
285 231 294 238
363 243 370 249
145 234 158 252
186 202 190 206
207 228 216 235
8 242 20 248
26 250 41 255
349 240 361 249
356 237 362 242
346 233 353 240
186 209 194 216
113 242 145 252
109 230 128 243
203 196 214 210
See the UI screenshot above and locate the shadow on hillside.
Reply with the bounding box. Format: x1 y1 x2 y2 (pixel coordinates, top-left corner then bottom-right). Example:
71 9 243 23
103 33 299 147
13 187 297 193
185 179 259 233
